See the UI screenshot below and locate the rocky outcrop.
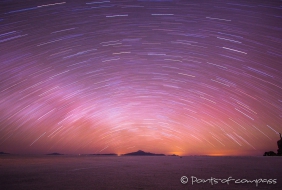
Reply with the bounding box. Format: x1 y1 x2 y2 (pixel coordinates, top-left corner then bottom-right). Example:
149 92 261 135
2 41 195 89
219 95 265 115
263 133 282 156
263 151 276 156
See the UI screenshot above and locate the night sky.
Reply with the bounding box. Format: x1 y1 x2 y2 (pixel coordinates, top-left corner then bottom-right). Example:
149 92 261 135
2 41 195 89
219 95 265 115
0 0 281 156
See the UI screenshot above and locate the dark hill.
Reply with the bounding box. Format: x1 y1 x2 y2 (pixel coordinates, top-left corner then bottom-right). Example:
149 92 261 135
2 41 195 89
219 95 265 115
46 152 64 155
122 150 165 156
168 154 179 156
0 152 9 154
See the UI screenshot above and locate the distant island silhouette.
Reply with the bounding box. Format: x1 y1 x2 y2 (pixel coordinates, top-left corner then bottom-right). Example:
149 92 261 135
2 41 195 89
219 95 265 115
122 150 165 156
168 154 179 156
46 152 64 155
0 151 9 155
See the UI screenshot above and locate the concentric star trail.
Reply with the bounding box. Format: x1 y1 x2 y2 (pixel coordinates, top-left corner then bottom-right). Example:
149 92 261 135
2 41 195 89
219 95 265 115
0 0 281 155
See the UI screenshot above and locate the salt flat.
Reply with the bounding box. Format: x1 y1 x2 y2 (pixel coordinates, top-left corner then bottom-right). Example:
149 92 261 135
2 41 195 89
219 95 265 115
0 155 281 190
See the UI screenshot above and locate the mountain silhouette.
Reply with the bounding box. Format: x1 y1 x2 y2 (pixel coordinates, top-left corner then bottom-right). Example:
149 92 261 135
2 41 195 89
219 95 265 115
122 150 165 156
0 151 9 154
168 154 179 156
46 152 64 155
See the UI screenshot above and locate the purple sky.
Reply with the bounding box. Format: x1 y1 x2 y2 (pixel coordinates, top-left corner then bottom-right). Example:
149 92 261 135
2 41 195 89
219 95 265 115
0 0 281 155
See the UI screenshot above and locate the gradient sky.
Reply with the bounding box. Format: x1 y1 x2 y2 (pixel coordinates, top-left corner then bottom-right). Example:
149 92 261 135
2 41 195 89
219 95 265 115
0 0 281 156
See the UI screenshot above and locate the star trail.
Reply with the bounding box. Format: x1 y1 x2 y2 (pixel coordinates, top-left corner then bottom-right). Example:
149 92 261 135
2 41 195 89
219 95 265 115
0 0 281 155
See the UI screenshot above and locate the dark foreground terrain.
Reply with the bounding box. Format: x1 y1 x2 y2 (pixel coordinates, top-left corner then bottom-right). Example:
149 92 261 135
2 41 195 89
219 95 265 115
0 155 281 190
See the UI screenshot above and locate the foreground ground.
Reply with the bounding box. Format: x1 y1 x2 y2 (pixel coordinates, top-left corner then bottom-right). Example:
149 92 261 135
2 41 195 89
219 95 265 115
0 155 281 190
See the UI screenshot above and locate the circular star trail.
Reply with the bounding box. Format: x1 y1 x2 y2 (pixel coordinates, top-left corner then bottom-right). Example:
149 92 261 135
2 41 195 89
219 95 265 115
0 0 281 155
